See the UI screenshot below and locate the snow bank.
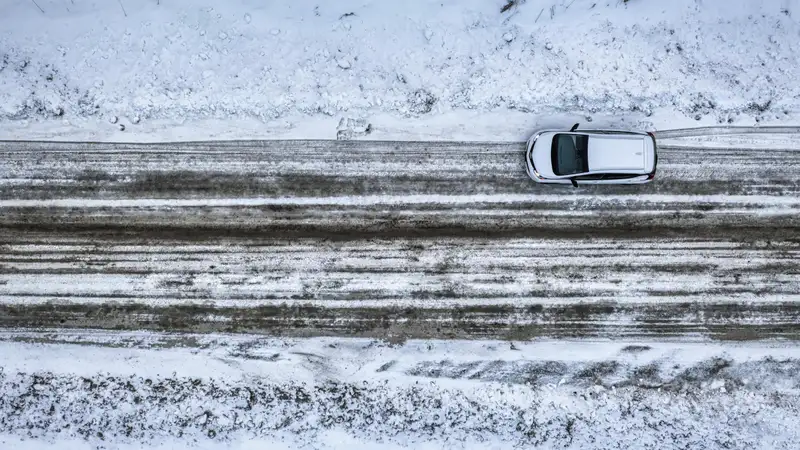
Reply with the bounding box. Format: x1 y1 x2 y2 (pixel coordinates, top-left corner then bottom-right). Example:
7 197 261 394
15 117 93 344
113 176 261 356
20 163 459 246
1 0 798 141
2 332 800 449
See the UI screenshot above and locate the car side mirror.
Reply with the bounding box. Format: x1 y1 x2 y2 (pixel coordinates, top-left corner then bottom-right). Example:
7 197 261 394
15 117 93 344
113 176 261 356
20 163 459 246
571 179 578 188
570 123 579 132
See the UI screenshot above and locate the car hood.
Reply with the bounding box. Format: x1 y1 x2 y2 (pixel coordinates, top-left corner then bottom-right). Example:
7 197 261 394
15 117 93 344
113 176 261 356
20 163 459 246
531 132 557 177
587 135 646 171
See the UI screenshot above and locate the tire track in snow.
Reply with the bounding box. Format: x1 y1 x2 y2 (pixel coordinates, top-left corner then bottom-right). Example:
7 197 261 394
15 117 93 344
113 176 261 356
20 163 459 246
2 140 799 200
0 139 798 339
1 233 798 340
1 140 798 239
656 125 800 139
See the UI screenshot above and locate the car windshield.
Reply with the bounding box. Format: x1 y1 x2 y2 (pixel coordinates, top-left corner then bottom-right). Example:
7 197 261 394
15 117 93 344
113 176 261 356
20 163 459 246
551 134 589 176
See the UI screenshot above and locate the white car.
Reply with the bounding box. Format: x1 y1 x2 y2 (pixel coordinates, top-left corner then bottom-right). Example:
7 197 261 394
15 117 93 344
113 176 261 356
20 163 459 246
525 123 658 186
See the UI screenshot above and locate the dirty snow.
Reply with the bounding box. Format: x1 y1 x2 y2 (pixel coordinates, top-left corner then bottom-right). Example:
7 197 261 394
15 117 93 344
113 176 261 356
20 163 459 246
3 193 800 208
1 0 799 141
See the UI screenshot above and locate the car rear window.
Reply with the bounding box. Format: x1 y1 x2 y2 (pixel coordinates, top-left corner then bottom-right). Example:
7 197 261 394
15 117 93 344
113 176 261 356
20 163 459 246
551 134 589 176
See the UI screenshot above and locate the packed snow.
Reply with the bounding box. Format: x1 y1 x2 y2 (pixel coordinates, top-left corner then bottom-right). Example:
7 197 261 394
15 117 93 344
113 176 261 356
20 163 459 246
1 0 799 141
4 193 800 208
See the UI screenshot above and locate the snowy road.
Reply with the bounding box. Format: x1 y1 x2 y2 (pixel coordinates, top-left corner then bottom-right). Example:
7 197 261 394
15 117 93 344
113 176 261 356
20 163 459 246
3 1 800 447
1 139 799 339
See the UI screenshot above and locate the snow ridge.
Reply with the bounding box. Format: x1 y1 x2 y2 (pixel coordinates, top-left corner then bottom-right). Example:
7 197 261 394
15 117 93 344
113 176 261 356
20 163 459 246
1 0 798 141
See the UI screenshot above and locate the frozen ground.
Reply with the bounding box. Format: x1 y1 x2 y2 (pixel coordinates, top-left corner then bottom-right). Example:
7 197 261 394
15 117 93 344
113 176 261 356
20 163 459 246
1 0 799 141
2 331 800 449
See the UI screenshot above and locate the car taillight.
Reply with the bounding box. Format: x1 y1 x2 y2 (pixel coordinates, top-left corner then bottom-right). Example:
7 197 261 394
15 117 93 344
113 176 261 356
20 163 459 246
647 131 657 179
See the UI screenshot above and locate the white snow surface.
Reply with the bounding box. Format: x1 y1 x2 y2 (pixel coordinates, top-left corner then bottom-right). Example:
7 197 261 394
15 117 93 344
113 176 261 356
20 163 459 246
2 331 800 449
1 0 799 141
4 193 800 208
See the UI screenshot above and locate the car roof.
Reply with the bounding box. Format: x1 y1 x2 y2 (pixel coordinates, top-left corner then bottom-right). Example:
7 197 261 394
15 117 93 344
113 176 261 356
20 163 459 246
586 134 647 172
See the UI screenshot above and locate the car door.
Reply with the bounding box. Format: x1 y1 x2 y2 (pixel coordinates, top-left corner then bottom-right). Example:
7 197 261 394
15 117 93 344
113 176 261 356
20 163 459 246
573 173 651 185
600 173 649 184
570 173 605 185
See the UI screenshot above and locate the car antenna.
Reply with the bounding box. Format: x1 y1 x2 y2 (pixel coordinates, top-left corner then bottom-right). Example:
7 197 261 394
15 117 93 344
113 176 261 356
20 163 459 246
570 123 579 132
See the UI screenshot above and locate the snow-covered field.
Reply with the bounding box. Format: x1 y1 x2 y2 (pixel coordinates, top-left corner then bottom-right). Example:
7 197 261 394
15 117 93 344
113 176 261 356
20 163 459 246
1 0 799 141
2 331 800 449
